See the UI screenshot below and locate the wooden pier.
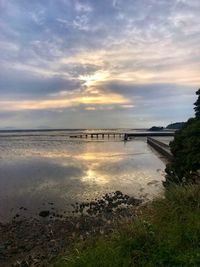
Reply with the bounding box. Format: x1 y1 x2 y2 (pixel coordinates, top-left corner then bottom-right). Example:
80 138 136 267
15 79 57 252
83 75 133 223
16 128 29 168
69 131 175 140
69 133 124 139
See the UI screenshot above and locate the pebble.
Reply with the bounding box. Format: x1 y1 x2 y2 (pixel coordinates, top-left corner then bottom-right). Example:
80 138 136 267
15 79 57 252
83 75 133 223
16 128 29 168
39 210 50 217
72 191 142 216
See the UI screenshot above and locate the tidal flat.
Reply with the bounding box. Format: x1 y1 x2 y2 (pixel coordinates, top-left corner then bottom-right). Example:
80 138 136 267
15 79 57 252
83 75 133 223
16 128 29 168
0 132 167 222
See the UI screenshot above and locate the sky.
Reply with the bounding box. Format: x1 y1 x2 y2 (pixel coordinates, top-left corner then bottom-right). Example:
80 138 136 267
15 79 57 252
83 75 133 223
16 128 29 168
0 0 200 129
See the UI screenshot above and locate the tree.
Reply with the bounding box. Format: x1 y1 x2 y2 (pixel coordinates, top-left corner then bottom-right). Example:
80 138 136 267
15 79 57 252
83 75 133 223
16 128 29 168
164 89 200 186
194 88 200 118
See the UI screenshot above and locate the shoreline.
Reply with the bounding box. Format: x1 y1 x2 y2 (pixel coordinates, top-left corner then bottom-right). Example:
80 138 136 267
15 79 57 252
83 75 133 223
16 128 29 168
0 191 142 267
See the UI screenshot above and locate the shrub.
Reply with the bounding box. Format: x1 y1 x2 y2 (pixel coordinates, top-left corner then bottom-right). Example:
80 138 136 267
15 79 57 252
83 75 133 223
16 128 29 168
164 89 200 185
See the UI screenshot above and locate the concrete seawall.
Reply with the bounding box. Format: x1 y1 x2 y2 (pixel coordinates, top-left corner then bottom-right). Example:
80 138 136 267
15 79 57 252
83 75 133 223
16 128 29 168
147 137 173 161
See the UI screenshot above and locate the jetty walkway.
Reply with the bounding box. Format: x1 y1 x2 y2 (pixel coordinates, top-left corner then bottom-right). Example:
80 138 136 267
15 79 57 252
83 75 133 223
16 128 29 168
69 131 175 139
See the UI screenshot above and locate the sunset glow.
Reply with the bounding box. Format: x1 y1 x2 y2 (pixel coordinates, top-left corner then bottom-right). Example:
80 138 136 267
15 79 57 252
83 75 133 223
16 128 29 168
0 0 199 128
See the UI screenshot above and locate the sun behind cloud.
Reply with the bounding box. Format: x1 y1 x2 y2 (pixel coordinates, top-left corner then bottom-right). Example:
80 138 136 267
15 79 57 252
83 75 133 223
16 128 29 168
79 70 109 87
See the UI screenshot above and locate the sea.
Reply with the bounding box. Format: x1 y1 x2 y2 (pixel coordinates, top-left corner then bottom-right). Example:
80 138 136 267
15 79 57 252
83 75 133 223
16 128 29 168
0 129 170 222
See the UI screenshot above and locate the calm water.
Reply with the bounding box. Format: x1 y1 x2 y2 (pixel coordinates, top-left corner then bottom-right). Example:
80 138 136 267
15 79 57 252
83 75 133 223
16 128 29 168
0 130 167 222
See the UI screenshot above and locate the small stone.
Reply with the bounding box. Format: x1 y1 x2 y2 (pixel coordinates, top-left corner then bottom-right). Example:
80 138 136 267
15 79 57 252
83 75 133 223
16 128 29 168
115 191 123 196
39 210 50 217
127 197 136 205
127 197 142 205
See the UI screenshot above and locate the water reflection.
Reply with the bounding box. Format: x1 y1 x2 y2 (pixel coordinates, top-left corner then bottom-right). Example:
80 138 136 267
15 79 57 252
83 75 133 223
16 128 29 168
0 138 166 222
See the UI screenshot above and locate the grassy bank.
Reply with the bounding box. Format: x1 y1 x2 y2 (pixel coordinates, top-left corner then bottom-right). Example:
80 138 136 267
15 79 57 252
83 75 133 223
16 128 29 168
54 184 200 267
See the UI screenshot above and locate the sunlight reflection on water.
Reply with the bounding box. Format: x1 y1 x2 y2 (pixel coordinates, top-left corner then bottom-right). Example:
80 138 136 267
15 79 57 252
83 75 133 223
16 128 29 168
0 135 167 222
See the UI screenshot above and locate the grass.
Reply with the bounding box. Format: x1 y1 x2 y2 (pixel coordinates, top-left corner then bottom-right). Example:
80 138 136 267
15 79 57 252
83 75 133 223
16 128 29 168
54 184 200 267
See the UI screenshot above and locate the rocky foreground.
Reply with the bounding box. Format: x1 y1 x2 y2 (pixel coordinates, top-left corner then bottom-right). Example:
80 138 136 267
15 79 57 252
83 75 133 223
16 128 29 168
0 191 142 267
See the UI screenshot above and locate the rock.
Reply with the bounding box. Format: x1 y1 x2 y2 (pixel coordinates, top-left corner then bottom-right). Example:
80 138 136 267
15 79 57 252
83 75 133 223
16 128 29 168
127 197 136 205
134 198 143 205
127 197 142 206
39 210 50 217
115 191 123 196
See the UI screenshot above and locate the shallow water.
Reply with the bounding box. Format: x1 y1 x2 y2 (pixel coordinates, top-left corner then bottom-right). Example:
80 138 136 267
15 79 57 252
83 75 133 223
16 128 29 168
0 131 167 222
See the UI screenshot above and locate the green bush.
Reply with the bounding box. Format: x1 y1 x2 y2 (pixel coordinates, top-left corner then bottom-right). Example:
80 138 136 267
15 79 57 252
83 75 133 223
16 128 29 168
164 89 200 185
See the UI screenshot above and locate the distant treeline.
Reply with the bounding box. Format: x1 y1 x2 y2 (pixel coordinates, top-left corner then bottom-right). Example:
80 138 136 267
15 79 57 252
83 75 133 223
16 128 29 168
148 122 185 131
166 122 185 129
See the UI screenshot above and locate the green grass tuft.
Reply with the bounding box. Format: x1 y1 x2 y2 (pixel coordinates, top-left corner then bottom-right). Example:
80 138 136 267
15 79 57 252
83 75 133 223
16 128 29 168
54 184 200 267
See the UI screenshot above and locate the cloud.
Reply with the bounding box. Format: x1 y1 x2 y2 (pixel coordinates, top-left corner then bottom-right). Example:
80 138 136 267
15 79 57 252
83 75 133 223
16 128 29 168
74 1 93 13
0 0 199 128
0 68 81 100
0 91 130 111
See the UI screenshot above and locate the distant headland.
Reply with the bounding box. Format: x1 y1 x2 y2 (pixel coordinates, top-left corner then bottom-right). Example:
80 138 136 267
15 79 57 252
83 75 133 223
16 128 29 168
148 122 185 131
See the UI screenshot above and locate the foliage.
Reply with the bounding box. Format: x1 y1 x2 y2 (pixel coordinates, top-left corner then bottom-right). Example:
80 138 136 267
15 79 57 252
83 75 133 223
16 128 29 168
53 184 200 267
194 88 200 118
164 89 200 185
166 122 185 130
148 126 164 131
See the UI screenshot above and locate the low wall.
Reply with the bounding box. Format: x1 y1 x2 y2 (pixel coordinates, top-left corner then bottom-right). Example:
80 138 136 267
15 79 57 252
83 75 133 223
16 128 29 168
147 137 173 161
